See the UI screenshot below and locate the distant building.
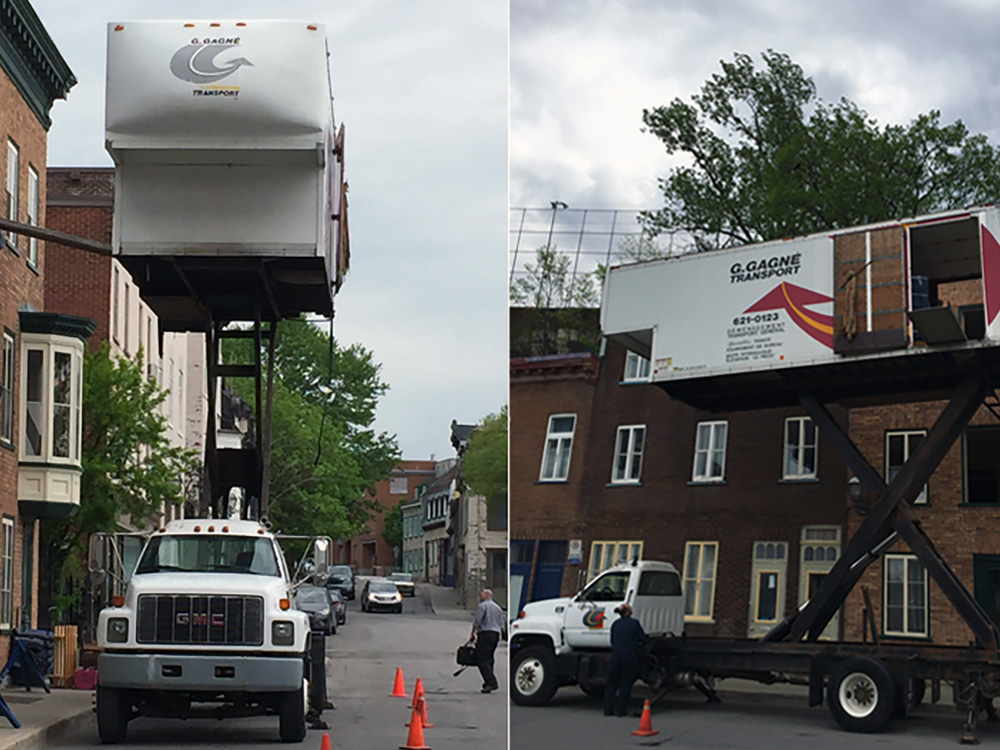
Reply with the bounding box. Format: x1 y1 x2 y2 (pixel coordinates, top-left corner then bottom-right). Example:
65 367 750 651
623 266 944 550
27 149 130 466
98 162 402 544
401 497 424 578
347 460 435 575
421 459 458 587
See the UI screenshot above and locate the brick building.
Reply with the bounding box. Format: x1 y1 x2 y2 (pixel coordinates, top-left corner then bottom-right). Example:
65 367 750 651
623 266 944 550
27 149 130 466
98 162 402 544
0 0 82 656
347 460 435 575
511 339 850 639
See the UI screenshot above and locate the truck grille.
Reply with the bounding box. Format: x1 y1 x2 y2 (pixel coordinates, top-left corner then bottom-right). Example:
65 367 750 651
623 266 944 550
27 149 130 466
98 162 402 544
137 595 264 646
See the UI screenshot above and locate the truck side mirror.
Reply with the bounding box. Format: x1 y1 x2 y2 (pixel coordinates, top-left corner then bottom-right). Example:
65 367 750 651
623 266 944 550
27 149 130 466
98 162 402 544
313 538 331 579
88 532 108 574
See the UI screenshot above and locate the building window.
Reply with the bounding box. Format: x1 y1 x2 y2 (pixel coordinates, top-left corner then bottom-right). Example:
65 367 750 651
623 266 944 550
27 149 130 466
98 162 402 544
884 553 928 637
683 541 718 620
5 141 17 250
611 425 645 484
623 351 650 382
589 540 643 582
112 267 120 344
123 285 130 354
539 414 575 481
964 427 1000 505
692 421 727 482
390 477 408 494
0 517 13 630
0 332 13 444
784 417 817 479
21 338 83 463
887 430 928 504
26 166 38 267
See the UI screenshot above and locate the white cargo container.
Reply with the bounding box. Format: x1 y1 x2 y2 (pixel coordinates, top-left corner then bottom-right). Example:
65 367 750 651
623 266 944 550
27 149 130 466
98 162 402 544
105 20 348 329
602 206 1000 410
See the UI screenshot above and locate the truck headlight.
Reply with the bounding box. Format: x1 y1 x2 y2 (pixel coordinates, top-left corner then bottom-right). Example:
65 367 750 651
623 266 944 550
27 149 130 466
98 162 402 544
272 620 295 646
107 617 129 643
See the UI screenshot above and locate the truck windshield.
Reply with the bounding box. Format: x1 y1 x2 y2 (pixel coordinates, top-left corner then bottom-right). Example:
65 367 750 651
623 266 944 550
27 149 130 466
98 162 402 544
135 536 281 577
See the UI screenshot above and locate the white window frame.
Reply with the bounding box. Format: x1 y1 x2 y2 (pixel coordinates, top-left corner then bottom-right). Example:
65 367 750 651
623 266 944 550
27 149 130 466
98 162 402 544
26 166 38 267
0 517 13 630
5 140 17 249
886 430 928 504
611 424 645 484
20 336 84 464
683 541 718 621
539 413 576 481
622 350 651 382
692 421 728 482
112 266 120 344
0 332 13 444
783 417 818 479
883 553 928 637
588 540 643 582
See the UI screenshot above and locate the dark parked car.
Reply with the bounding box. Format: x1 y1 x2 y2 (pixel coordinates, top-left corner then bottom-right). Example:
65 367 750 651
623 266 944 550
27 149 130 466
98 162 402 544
328 588 347 626
326 565 355 600
388 572 415 597
294 585 337 635
361 579 403 613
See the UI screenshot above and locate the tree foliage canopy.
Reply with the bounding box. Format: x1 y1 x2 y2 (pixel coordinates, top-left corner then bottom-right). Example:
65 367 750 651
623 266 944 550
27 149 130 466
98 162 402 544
463 406 507 501
382 499 404 551
641 50 1000 250
224 319 400 540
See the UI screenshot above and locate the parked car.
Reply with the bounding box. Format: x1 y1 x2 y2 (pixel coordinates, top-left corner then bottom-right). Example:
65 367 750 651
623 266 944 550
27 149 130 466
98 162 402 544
361 579 403 613
388 572 416 597
294 585 337 635
326 564 355 600
328 588 347 626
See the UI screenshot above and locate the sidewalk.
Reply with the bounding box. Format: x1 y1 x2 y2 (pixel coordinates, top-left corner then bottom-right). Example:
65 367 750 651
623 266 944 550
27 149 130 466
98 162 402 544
421 582 476 621
0 687 93 750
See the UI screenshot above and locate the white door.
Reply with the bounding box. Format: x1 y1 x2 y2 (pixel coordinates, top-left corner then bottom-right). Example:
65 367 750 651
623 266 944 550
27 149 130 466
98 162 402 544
747 541 787 638
563 569 630 648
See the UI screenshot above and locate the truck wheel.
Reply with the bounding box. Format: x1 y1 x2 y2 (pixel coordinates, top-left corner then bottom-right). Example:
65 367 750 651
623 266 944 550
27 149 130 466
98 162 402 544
278 687 307 742
827 657 895 733
511 645 558 706
96 686 129 744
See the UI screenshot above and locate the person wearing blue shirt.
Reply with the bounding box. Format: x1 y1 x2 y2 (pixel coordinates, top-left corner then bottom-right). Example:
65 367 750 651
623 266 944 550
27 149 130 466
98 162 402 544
603 603 647 716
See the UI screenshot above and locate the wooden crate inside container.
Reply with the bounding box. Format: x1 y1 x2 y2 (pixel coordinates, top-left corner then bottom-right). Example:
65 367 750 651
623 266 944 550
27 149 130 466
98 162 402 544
53 625 78 688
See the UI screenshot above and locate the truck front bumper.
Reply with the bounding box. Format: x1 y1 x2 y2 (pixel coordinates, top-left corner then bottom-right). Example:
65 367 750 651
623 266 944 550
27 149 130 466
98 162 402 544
98 652 304 692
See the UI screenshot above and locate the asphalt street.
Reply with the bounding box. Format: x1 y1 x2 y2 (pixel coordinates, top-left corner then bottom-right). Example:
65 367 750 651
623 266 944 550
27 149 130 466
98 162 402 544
511 681 995 750
48 585 507 748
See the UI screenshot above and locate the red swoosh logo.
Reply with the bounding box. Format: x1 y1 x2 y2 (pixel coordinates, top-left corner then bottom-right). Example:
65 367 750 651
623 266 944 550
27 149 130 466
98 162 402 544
743 282 834 348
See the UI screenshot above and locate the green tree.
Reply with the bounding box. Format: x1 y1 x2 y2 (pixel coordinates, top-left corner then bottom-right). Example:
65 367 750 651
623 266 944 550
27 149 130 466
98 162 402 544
43 342 200 616
463 406 507 501
641 50 1000 250
382 499 405 552
223 319 400 540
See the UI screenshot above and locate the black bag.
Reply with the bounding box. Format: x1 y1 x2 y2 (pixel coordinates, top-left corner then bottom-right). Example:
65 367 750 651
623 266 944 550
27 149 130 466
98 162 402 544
456 643 477 666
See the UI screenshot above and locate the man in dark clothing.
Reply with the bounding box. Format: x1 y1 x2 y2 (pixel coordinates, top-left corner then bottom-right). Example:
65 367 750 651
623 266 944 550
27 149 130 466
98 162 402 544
603 603 647 716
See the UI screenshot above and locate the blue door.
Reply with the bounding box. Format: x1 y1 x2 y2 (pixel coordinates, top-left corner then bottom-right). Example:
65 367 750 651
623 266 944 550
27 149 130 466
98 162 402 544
510 541 535 613
531 541 567 602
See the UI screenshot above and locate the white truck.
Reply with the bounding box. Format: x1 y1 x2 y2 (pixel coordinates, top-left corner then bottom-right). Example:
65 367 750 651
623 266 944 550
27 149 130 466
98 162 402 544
89 519 330 744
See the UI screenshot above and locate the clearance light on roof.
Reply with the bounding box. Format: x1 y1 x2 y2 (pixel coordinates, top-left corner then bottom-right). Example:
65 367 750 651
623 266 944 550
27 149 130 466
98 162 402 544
208 526 215 532
210 22 220 27
307 24 318 30
222 526 229 533
193 525 202 532
113 596 125 607
184 23 194 28
258 528 265 535
114 25 124 31
236 22 247 27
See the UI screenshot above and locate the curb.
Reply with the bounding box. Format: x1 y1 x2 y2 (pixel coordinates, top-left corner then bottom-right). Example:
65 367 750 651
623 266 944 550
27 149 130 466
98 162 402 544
0 704 92 750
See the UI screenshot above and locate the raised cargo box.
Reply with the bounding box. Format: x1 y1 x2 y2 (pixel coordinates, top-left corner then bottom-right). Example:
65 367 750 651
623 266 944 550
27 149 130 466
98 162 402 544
105 20 348 329
601 206 1000 411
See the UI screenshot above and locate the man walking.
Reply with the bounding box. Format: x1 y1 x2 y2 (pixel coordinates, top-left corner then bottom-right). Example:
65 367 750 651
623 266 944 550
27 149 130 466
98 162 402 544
603 603 647 716
471 588 504 693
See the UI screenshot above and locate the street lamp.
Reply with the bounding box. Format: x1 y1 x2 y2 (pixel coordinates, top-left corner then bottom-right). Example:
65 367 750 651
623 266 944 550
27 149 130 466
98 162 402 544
847 476 867 515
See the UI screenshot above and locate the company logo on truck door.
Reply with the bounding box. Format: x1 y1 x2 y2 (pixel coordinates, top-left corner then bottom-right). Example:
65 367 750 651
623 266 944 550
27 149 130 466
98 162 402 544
730 253 802 284
743 282 833 348
582 609 607 629
170 40 254 93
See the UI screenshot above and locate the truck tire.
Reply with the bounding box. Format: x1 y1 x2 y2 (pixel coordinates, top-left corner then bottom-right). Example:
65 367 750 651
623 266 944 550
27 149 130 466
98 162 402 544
511 645 558 706
827 657 895 733
96 686 129 744
278 686 307 743
579 680 604 700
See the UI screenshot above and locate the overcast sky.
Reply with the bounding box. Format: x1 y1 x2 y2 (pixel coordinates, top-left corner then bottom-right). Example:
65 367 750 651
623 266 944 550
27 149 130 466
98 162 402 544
511 0 1000 213
31 0 508 461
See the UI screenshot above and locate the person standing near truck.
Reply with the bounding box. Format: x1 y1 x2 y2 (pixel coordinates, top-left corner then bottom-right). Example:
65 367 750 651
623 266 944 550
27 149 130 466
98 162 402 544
603 603 647 716
471 588 504 693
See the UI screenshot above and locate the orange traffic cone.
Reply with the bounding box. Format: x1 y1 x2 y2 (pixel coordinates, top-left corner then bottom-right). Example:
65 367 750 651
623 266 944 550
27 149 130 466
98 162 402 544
410 677 425 708
406 696 435 729
320 733 332 750
390 667 407 697
631 699 659 737
400 703 431 750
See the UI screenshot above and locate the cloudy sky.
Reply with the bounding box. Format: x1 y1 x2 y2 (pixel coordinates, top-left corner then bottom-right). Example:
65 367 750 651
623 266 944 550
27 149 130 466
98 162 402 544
31 0 508 461
511 0 1000 214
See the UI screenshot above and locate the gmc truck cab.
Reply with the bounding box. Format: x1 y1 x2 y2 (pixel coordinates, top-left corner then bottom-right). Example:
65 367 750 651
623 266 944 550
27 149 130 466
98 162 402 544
90 519 330 744
509 560 684 705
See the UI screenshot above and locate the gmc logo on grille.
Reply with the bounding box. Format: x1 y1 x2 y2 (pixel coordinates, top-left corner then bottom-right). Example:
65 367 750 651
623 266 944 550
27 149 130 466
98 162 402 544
175 613 225 626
